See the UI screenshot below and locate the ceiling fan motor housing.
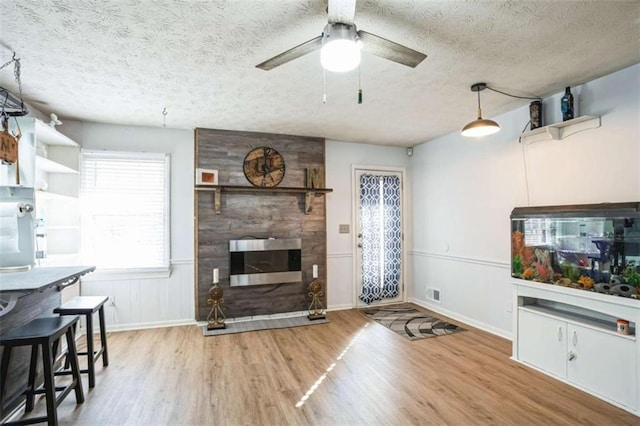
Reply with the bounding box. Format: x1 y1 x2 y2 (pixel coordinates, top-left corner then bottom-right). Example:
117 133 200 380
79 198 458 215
322 22 359 44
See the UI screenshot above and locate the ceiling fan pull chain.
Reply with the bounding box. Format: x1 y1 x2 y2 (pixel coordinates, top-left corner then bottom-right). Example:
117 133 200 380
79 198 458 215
358 63 363 104
322 67 327 104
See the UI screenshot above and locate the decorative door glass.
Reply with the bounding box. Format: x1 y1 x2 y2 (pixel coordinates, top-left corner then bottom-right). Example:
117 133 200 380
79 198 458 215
359 174 402 304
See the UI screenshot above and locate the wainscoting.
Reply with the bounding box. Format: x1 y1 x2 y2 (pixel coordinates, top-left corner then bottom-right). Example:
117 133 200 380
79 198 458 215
80 260 195 331
409 251 512 339
327 252 354 311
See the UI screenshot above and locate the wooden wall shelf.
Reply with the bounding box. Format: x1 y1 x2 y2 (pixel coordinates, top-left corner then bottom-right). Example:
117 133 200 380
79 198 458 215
195 185 333 214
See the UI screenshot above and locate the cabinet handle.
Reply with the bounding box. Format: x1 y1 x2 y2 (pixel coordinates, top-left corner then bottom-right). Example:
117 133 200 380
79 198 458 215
557 326 563 342
568 351 577 361
572 331 578 346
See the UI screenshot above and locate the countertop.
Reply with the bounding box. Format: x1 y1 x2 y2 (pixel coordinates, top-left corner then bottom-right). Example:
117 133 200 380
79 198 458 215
0 266 96 292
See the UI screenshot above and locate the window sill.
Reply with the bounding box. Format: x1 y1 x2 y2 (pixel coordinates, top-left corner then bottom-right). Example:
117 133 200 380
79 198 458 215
81 266 172 282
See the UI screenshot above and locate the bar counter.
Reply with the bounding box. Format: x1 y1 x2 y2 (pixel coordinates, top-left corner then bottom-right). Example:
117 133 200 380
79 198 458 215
0 265 95 417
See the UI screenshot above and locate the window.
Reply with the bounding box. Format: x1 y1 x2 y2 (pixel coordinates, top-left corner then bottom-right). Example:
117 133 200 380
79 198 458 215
80 150 170 274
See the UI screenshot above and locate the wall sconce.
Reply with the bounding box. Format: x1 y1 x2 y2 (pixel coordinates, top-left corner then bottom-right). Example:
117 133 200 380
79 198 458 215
461 82 543 138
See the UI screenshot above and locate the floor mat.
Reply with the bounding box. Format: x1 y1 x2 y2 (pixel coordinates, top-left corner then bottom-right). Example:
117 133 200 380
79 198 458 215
360 303 465 341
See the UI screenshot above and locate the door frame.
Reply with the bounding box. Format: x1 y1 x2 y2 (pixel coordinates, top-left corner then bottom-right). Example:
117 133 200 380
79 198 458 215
351 165 408 308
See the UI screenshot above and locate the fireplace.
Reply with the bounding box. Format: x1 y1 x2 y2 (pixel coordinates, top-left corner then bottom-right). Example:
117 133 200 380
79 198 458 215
229 238 302 287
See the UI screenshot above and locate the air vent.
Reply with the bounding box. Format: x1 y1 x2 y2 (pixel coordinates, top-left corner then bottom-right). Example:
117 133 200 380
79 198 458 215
427 288 441 303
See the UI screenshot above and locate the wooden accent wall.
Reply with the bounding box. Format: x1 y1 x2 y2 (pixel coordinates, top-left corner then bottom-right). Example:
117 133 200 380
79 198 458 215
194 128 327 320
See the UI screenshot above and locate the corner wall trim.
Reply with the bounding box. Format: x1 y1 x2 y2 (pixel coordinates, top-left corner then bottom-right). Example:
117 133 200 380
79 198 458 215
410 251 510 269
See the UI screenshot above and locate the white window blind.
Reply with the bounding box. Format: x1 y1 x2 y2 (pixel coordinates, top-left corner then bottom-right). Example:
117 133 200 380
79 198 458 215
80 150 170 271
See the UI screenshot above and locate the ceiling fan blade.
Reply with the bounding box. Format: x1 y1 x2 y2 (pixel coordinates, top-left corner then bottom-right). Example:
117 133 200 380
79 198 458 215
357 30 427 68
256 35 323 71
328 0 356 25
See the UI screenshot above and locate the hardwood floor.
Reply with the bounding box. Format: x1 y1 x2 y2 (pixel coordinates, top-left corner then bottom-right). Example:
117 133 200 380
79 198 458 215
8 307 638 425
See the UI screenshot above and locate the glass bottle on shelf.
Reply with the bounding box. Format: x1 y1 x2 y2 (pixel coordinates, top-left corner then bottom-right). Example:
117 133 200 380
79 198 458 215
561 86 574 121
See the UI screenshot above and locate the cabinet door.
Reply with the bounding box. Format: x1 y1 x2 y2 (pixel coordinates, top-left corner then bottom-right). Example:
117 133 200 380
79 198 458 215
518 309 567 378
567 324 636 409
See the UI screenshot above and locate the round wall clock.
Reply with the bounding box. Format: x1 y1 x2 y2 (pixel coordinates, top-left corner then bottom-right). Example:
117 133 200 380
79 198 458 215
243 146 286 188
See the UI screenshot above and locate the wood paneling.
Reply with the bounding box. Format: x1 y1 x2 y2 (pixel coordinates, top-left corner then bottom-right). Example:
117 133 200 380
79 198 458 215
195 129 327 320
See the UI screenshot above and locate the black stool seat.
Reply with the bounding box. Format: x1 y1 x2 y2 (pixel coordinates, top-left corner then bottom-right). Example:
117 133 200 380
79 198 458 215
0 316 84 426
1 317 77 344
54 296 109 389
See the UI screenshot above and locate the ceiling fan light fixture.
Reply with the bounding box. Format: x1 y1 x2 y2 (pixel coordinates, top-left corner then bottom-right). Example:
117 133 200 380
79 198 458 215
461 82 501 138
320 23 361 72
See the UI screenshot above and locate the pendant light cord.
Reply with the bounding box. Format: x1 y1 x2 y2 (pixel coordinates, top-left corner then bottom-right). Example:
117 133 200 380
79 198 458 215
519 120 532 206
486 86 542 101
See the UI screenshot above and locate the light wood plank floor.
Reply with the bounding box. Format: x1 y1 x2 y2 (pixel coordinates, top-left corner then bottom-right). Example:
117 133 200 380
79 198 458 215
9 307 638 425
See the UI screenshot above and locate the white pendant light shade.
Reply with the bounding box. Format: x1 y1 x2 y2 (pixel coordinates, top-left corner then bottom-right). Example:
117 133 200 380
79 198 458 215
461 118 500 137
321 23 361 73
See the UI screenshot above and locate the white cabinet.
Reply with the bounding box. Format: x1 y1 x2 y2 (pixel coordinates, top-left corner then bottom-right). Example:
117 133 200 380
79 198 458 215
567 324 636 408
518 309 567 378
513 280 639 416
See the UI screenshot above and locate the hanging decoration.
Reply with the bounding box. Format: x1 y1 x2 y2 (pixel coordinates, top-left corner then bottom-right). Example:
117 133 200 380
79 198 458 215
0 116 18 165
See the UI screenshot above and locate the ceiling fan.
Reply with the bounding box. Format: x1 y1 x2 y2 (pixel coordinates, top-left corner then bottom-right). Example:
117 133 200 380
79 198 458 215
256 0 427 72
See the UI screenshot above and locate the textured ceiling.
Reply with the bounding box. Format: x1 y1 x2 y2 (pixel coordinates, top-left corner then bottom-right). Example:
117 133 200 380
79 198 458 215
0 0 638 147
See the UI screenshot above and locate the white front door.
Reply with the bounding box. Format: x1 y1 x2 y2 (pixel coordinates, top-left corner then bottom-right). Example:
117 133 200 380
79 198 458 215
354 168 404 308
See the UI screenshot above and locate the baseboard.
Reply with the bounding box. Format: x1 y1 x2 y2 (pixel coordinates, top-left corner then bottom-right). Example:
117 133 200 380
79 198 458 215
107 319 198 332
408 297 512 341
327 304 353 312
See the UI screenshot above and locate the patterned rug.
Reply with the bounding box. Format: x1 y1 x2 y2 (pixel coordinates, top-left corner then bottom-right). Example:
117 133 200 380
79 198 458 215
360 304 465 341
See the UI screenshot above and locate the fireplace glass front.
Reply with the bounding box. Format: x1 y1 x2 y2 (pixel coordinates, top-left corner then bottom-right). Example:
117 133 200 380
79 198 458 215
229 238 302 286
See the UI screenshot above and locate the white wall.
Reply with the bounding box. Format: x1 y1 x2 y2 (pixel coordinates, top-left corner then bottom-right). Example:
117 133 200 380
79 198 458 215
325 141 410 310
410 63 640 339
61 121 195 331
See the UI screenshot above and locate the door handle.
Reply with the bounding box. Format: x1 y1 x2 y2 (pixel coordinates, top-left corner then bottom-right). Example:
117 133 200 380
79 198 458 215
568 351 577 361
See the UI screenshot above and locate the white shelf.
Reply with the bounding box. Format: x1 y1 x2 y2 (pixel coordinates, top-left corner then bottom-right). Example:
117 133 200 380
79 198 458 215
36 155 78 174
520 305 636 341
35 190 78 201
34 119 78 147
521 115 601 144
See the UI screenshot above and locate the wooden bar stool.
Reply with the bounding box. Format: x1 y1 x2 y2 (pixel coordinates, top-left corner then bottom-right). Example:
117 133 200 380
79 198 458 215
0 316 84 426
53 296 109 389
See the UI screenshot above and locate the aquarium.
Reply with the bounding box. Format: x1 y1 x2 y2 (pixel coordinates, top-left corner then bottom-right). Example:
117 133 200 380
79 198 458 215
511 202 640 299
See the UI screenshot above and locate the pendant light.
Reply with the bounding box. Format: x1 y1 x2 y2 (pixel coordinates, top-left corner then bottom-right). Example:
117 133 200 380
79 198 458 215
461 83 500 137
